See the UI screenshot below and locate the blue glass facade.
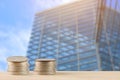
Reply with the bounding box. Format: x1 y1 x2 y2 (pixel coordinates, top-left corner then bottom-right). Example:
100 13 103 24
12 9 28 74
97 0 120 70
27 0 120 71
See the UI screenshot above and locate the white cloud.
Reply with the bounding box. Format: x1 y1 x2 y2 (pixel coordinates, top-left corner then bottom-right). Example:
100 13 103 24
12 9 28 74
0 26 31 55
34 0 78 11
0 24 31 71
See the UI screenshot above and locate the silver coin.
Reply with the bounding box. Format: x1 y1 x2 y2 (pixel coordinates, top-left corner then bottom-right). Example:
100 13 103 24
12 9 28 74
7 56 29 75
34 59 56 75
36 59 56 62
35 62 55 66
8 66 29 72
35 65 55 68
34 66 55 70
35 62 56 67
8 62 29 67
7 56 28 62
34 67 55 69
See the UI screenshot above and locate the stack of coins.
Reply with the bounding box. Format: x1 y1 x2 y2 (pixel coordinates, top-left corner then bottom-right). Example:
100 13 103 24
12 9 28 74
34 59 56 75
7 56 29 75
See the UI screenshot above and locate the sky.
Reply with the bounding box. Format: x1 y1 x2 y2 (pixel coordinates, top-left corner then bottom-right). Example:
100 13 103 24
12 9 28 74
0 0 77 71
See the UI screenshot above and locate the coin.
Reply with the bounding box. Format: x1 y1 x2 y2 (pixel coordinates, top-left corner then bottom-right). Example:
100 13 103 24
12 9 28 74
8 66 29 72
7 56 29 75
7 56 28 62
36 59 56 62
34 59 56 75
8 62 29 67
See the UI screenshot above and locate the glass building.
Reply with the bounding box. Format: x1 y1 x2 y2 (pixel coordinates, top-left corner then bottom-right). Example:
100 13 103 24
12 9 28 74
27 0 120 71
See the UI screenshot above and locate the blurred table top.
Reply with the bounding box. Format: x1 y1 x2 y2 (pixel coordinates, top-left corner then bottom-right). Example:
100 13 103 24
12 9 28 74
0 71 120 80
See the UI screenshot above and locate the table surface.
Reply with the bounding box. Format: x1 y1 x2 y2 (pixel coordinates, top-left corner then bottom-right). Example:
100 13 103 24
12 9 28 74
0 71 120 80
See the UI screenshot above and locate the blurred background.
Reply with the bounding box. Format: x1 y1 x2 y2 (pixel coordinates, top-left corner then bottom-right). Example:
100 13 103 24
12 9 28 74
0 0 77 71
